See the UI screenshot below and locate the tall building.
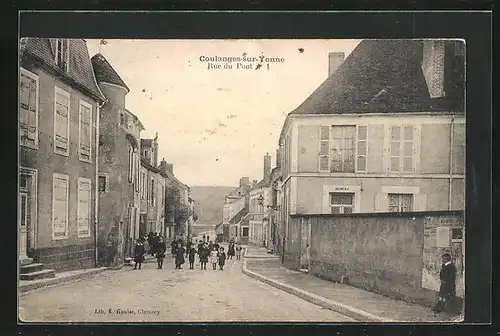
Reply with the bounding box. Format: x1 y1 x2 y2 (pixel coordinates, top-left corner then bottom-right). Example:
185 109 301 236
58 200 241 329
278 39 465 241
19 38 106 277
91 53 144 264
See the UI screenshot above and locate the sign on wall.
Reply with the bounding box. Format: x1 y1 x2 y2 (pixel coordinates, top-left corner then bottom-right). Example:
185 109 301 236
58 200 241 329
421 215 464 298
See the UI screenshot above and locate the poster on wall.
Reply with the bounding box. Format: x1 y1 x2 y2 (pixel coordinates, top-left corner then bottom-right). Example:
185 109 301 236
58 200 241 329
421 215 464 298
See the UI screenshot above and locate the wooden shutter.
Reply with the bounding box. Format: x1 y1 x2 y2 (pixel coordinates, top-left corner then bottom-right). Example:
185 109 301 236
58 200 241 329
52 175 69 238
356 125 368 172
80 103 92 159
55 90 69 151
413 124 421 173
319 126 330 172
414 194 427 211
383 125 391 172
374 192 388 212
128 148 133 182
78 179 91 237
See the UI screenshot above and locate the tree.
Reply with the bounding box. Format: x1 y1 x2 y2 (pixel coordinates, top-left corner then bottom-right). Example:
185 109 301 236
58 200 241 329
165 185 190 236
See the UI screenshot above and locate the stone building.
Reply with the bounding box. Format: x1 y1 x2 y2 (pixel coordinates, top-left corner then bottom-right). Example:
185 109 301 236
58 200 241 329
91 53 144 264
19 38 106 277
278 40 465 242
222 177 251 242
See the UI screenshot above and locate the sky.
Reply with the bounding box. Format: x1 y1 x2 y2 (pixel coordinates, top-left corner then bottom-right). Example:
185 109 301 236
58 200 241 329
87 39 360 187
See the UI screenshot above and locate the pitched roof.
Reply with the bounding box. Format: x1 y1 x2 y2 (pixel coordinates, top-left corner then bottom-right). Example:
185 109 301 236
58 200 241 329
20 38 106 102
290 39 464 116
125 109 145 130
91 53 130 92
229 207 249 224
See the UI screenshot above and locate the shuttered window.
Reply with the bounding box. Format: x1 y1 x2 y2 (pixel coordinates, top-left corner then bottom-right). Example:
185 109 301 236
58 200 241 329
54 87 70 155
128 148 133 182
78 178 92 237
20 69 38 147
331 126 355 173
55 39 69 72
79 101 92 161
52 174 69 239
390 125 414 172
319 126 330 172
356 125 368 172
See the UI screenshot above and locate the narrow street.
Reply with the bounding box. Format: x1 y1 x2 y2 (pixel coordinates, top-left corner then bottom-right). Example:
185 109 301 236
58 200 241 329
19 249 355 322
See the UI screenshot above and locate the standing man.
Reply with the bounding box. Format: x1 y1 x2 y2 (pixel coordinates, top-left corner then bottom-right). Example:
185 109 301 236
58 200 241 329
432 253 457 314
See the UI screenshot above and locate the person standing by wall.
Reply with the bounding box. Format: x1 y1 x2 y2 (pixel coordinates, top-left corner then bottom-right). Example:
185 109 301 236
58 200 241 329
133 239 145 270
432 253 457 314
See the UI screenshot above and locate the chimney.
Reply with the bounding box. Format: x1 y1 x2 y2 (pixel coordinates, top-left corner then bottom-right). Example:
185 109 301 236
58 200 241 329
166 163 173 174
422 40 445 98
263 152 271 182
276 148 281 168
159 158 167 174
328 52 345 77
239 177 250 188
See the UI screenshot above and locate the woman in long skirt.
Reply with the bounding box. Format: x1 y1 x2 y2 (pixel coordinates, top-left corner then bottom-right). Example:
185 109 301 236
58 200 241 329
174 243 186 270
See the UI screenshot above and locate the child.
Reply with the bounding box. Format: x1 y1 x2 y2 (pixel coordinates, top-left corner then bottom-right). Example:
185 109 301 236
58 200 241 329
433 253 457 314
218 247 226 271
210 247 219 270
199 243 209 270
236 244 242 260
186 245 197 270
133 239 145 270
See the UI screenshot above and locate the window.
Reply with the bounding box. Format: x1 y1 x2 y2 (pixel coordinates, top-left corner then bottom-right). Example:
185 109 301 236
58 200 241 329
79 100 92 161
150 178 155 206
134 153 139 192
388 194 413 212
331 126 356 173
98 175 107 193
77 178 92 238
20 69 39 148
54 87 70 155
330 192 354 214
128 148 133 182
357 126 368 172
141 172 146 199
52 174 69 239
55 39 69 72
390 125 414 172
242 227 249 237
19 193 28 227
319 125 361 173
319 126 330 171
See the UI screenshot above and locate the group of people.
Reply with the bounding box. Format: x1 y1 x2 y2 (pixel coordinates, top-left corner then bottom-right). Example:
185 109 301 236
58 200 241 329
133 232 167 270
133 234 243 271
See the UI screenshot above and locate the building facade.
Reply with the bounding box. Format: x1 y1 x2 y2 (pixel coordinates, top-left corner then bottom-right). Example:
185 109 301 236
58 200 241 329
222 177 252 242
278 40 465 247
91 53 144 264
19 38 106 272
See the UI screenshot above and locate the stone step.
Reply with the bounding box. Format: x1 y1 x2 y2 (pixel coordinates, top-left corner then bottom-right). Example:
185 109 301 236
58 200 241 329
19 263 45 274
20 269 56 281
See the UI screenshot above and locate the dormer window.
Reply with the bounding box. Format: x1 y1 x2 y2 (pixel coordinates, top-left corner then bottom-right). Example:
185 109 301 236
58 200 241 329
55 39 69 72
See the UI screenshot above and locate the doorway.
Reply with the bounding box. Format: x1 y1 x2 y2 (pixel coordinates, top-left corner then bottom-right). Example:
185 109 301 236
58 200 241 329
19 168 36 262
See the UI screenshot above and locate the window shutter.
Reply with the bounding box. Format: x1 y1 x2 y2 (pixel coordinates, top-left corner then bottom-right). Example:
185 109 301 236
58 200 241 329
374 192 388 212
414 194 427 211
383 125 391 172
49 39 57 58
413 124 421 173
78 180 91 237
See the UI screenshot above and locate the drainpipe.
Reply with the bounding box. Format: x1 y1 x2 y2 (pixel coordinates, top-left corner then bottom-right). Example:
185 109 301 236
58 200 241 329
94 99 105 267
448 117 455 210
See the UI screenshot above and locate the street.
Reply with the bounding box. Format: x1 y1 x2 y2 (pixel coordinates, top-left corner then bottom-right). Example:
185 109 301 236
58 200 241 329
19 250 355 322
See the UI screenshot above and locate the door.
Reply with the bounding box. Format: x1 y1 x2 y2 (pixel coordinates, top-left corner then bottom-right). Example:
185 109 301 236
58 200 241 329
19 192 28 259
300 218 311 270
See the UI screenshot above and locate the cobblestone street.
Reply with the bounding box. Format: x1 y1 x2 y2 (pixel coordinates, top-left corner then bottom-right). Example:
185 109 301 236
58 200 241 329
19 253 355 322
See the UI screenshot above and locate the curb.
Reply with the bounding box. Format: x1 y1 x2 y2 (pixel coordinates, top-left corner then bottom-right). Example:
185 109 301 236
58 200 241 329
242 260 386 322
19 267 111 293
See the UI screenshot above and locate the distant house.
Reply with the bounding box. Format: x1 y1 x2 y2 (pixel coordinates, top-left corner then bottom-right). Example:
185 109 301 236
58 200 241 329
247 153 273 247
19 38 106 275
222 177 251 242
278 40 465 239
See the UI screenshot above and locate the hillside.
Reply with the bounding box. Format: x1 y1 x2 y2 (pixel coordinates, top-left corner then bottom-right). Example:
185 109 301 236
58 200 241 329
190 186 236 225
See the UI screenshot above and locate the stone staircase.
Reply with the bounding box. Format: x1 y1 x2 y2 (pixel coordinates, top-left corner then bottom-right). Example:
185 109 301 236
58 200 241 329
19 261 56 281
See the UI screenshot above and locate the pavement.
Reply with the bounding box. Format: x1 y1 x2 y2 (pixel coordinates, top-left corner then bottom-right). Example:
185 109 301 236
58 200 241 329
18 243 354 322
242 246 463 323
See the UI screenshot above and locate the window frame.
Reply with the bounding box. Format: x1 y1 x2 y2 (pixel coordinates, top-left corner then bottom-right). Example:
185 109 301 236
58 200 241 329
55 39 69 72
52 173 69 240
388 193 414 213
98 174 108 193
329 192 355 214
19 68 40 149
53 86 71 156
77 177 92 238
78 99 93 163
356 125 369 172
